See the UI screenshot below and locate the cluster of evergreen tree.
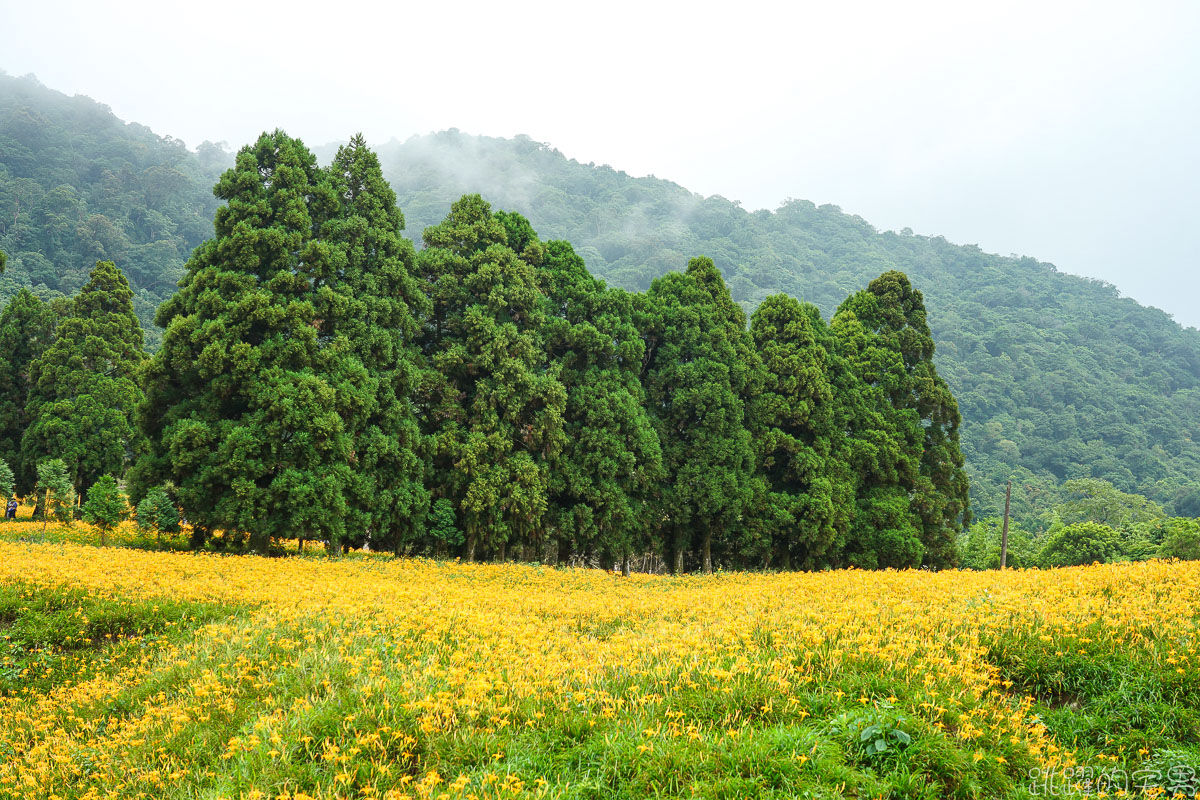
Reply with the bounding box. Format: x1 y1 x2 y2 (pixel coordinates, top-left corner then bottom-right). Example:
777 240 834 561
0 131 968 570
5 131 964 571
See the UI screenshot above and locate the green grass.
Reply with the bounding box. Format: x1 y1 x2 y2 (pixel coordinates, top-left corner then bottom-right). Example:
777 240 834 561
0 582 231 696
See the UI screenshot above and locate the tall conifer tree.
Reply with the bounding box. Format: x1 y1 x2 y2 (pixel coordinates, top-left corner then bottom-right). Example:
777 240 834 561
0 289 58 492
418 195 566 561
749 294 852 569
641 257 761 573
833 270 968 567
321 134 431 552
829 300 924 568
133 131 355 550
536 237 662 568
21 261 145 495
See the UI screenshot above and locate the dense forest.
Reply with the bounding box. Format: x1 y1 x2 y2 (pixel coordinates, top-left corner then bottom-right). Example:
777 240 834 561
4 73 1200 529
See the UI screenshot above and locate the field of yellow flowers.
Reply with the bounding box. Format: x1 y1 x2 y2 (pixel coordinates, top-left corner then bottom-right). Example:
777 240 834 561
1 524 1198 799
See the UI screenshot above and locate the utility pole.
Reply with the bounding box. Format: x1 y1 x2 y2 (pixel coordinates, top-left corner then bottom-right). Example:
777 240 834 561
1000 480 1012 569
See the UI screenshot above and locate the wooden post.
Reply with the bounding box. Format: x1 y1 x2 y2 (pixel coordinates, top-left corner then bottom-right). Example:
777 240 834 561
1000 480 1012 569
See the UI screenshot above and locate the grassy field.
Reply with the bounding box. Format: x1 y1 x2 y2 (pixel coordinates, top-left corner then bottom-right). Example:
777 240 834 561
1 522 1198 799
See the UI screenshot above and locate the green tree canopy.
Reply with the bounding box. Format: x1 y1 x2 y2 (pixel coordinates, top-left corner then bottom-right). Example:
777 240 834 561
749 293 851 569
35 458 75 525
1053 478 1166 529
135 484 179 545
0 288 57 492
1158 518 1200 560
833 271 968 568
321 133 431 552
537 237 662 568
958 517 1035 570
641 256 761 573
0 459 13 505
21 260 145 495
1039 521 1121 567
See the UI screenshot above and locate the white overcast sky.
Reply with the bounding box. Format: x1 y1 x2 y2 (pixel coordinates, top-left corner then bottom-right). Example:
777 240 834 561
3 0 1199 324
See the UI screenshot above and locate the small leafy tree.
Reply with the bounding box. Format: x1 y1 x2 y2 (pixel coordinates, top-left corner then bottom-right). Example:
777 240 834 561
36 458 76 532
1038 521 1120 567
136 485 180 547
81 474 127 546
1158 518 1200 561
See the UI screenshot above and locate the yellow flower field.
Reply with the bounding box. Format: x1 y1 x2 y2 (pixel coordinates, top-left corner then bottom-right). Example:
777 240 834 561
0 536 1197 799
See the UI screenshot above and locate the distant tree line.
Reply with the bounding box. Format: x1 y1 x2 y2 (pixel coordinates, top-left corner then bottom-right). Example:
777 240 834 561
959 477 1200 568
0 132 970 572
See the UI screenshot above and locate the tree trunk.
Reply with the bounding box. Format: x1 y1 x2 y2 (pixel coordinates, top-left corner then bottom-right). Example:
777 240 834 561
672 546 684 575
622 553 631 577
497 541 507 562
779 543 791 571
465 533 477 563
702 530 713 574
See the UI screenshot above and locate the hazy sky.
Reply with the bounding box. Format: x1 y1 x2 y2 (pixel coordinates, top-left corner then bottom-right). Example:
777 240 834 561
4 0 1199 324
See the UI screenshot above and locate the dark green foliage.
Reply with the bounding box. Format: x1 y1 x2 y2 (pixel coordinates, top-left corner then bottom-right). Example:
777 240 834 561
537 237 662 566
1156 518 1200 560
8 81 1200 538
641 257 761 573
133 131 355 551
321 134 430 552
20 260 145 494
417 195 566 561
828 302 923 568
424 498 463 554
0 288 57 492
135 485 180 543
35 458 75 524
1038 521 1121 567
81 474 127 545
749 294 850 569
832 272 967 568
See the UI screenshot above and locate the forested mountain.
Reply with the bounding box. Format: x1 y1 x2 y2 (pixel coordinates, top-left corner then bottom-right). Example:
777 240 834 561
3 72 1199 522
0 72 228 349
368 132 1200 521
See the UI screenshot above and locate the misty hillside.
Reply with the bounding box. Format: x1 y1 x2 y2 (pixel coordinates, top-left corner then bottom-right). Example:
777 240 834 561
0 72 227 348
3 73 1200 520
